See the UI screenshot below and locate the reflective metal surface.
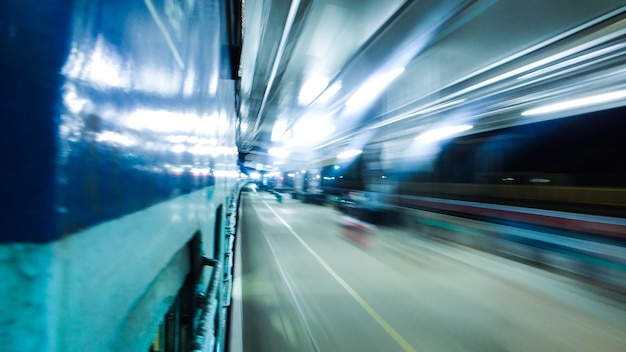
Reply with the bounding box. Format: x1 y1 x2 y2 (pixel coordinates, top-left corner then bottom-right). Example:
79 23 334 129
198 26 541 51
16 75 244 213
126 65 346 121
237 0 626 169
1 1 242 351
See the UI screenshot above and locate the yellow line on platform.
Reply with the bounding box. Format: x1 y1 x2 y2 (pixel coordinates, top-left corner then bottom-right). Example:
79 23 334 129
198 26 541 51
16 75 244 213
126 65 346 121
262 199 417 352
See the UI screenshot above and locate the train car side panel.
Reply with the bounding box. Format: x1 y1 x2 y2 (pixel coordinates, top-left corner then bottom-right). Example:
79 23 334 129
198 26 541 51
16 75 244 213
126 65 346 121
0 0 242 351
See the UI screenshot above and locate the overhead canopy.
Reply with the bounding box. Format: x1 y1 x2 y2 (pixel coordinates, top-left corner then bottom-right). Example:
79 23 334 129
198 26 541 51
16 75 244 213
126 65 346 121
236 0 626 170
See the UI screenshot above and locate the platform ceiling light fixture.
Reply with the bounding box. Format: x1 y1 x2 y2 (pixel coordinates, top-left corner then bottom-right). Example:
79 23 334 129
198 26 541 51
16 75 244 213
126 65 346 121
316 81 342 104
299 75 329 105
415 124 473 142
337 149 363 159
517 43 626 81
345 67 405 109
365 99 467 131
522 89 626 116
415 99 466 116
292 114 335 142
271 119 288 141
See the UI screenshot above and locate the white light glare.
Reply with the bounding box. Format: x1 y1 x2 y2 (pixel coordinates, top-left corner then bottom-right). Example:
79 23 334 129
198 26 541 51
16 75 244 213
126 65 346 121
416 99 466 115
522 89 626 116
171 144 187 153
415 125 473 142
188 145 211 155
292 115 335 142
250 171 261 180
345 67 405 108
337 149 363 159
268 147 290 158
191 167 211 176
271 119 288 141
316 81 342 104
63 86 89 114
517 43 626 81
127 109 205 133
166 135 187 143
96 131 136 147
299 75 329 105
78 36 130 89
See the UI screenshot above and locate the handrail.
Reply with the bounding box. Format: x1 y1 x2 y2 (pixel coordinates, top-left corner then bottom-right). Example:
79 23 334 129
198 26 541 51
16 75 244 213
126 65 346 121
191 259 223 352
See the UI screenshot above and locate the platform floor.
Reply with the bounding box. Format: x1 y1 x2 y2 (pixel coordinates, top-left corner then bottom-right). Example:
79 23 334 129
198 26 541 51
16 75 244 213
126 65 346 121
235 190 626 352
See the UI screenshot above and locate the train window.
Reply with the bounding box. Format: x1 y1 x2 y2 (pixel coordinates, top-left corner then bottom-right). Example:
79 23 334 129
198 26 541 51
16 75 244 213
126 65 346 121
429 105 626 187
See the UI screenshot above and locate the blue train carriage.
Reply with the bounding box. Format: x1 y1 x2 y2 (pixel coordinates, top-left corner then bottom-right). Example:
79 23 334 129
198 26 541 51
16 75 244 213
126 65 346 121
285 166 324 204
368 106 626 291
1 0 244 351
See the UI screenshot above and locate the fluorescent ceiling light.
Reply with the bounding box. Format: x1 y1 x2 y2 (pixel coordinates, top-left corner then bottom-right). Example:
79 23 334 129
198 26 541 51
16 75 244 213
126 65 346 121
415 125 473 142
345 67 404 108
366 99 467 130
522 89 626 116
299 75 329 105
456 35 623 97
271 119 288 141
337 149 362 159
316 81 342 104
292 115 335 141
415 99 466 115
517 43 626 81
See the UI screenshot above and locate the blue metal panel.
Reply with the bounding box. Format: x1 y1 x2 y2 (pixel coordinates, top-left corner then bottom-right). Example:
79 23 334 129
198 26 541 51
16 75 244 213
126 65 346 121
0 1 73 243
0 0 238 243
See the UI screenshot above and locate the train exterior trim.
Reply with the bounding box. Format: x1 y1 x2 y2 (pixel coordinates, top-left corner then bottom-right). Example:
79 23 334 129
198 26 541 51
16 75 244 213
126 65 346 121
1 0 243 351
